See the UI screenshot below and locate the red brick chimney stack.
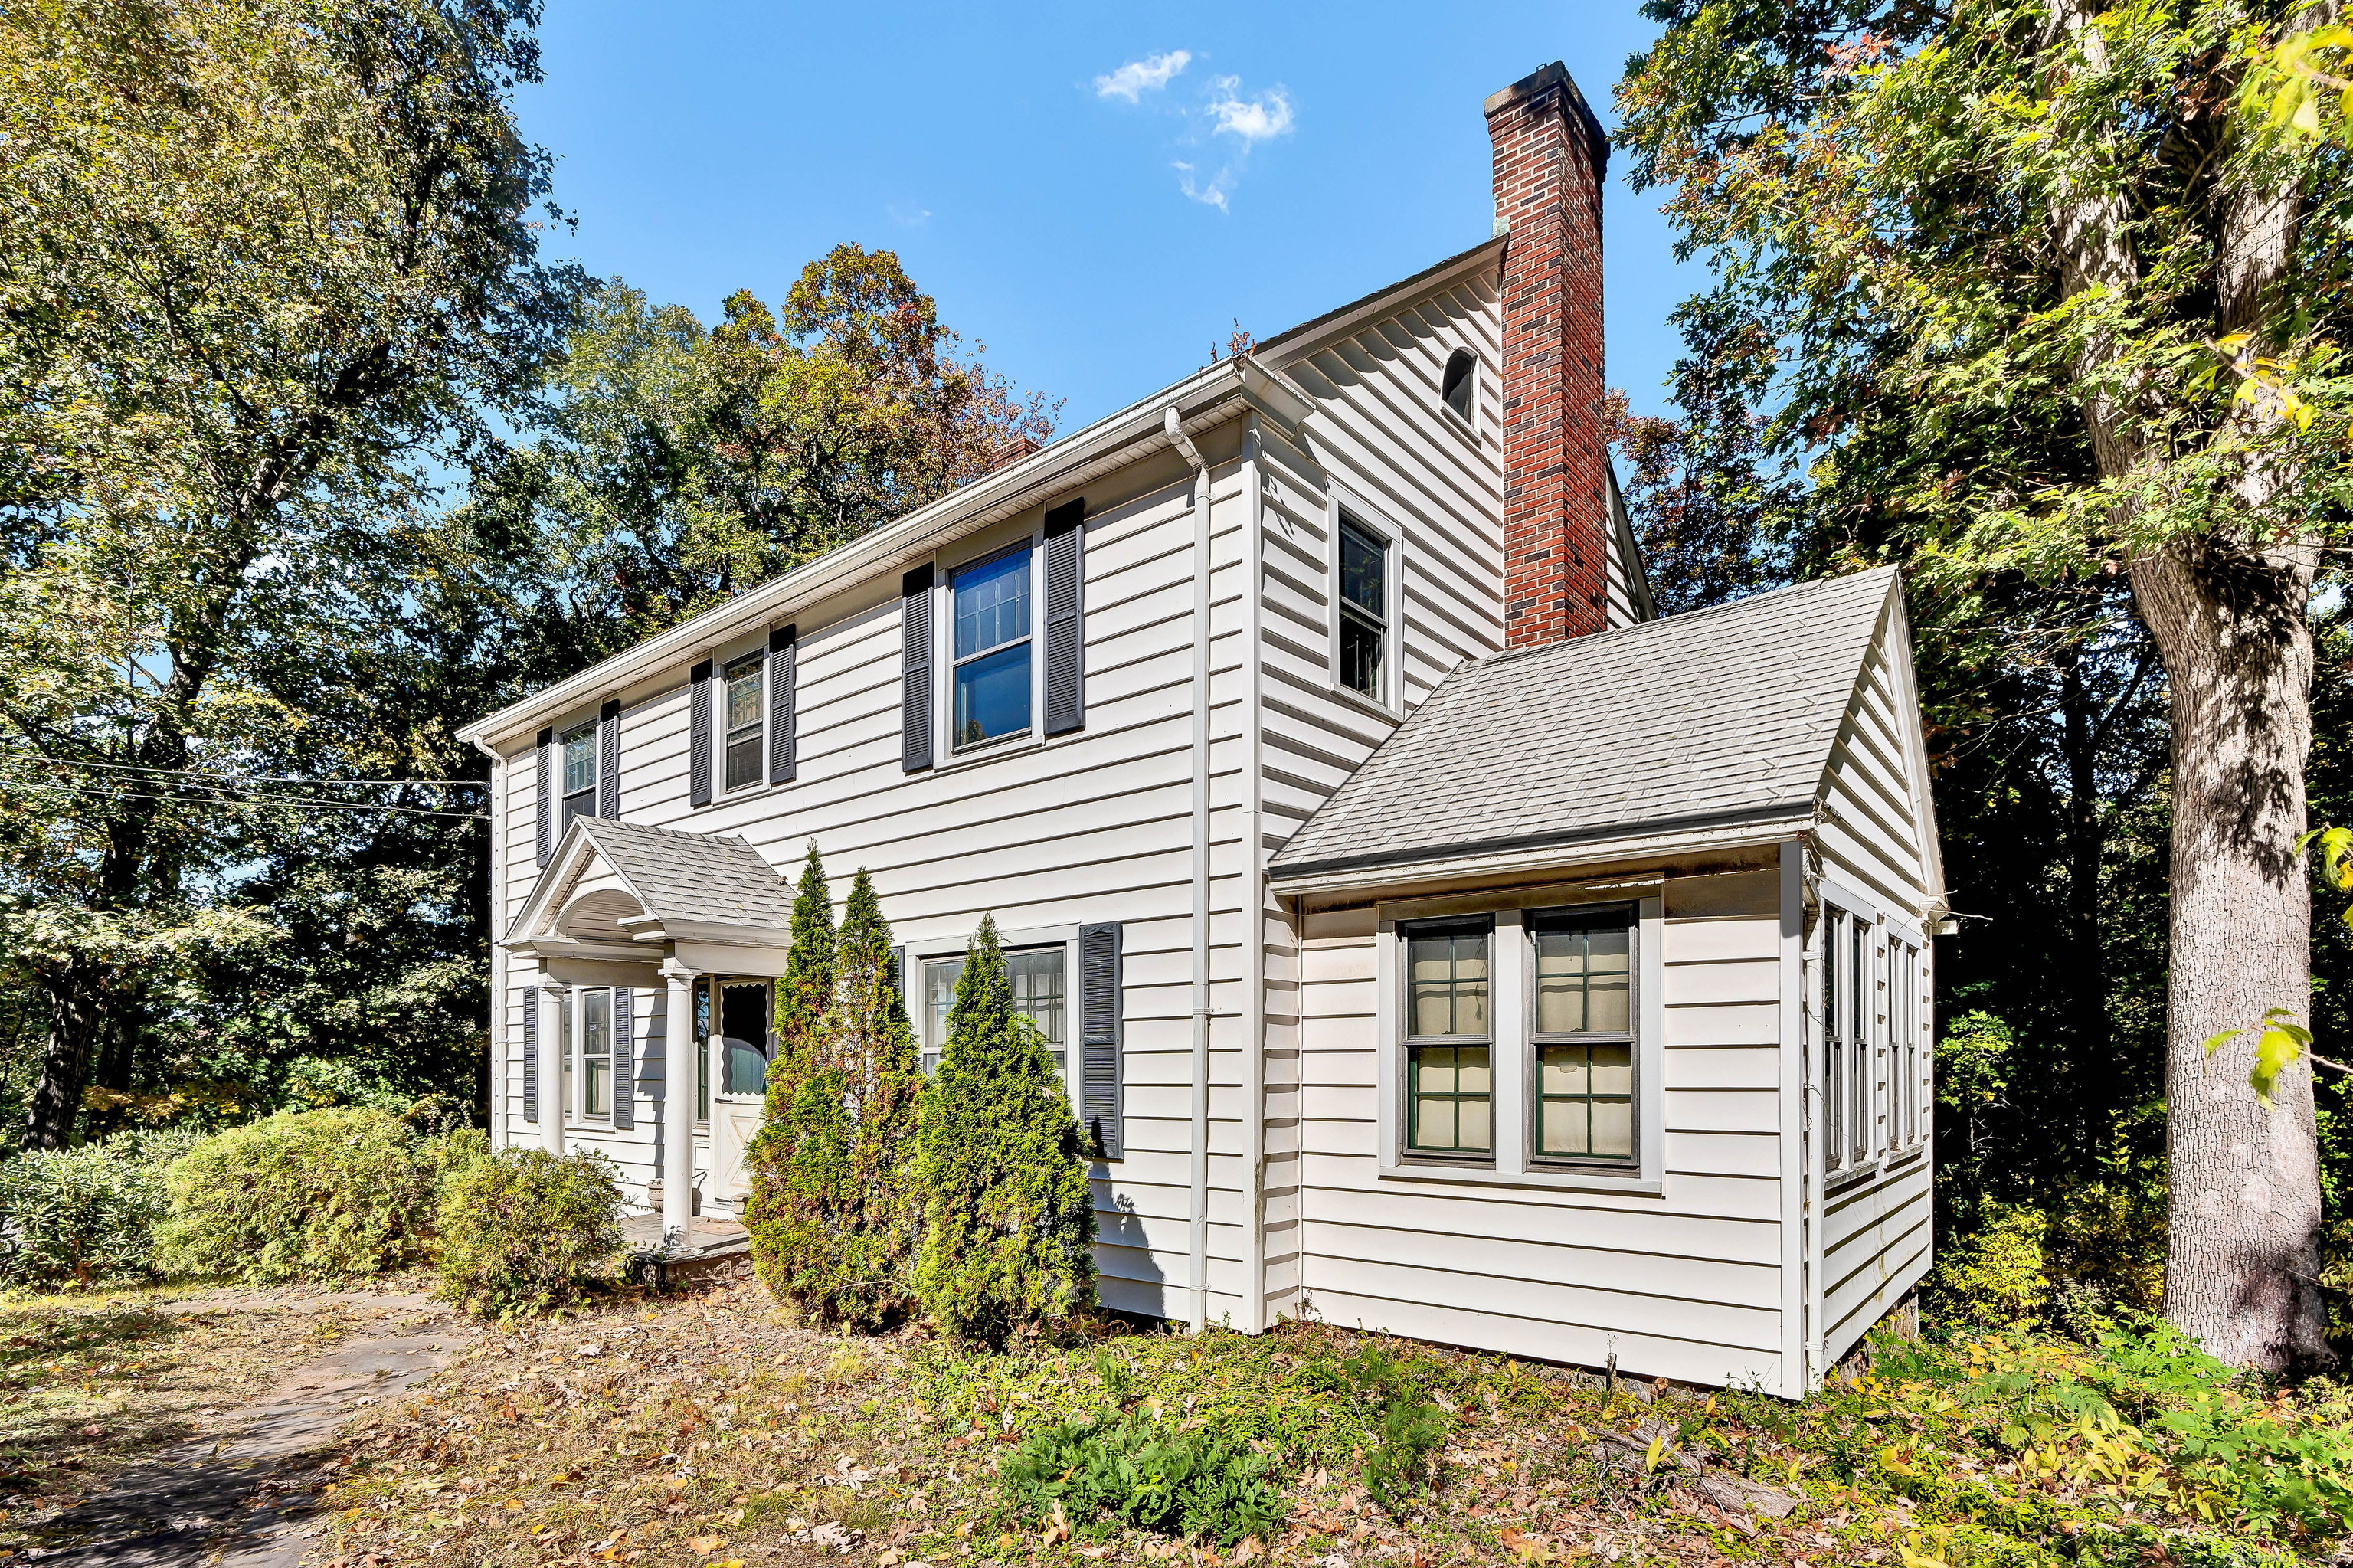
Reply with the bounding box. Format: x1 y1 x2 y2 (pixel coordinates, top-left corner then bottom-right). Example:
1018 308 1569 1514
1485 62 1610 647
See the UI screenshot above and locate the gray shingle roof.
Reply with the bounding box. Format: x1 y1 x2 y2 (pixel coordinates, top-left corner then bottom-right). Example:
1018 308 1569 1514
1268 568 1900 882
572 819 793 928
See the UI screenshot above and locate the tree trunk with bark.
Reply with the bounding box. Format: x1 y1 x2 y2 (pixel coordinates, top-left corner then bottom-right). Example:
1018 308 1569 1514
2135 539 2332 1372
22 957 101 1152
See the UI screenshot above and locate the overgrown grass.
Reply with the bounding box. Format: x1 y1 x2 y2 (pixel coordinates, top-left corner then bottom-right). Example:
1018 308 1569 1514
314 1286 2351 1567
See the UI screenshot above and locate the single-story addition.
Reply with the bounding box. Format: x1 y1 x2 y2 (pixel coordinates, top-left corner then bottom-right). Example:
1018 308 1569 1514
459 61 1947 1396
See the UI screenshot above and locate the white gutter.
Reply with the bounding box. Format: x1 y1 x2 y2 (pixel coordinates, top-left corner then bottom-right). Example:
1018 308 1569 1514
458 356 1311 755
1168 405 1214 1335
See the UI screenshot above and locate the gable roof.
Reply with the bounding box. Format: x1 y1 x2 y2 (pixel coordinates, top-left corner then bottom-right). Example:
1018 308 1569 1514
1266 568 1905 887
505 817 791 944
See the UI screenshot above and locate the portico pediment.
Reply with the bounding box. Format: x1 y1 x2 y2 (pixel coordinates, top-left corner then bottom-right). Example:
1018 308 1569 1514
502 817 794 956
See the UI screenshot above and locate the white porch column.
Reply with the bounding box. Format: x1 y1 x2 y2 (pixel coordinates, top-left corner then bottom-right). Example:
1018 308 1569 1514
660 960 697 1247
537 983 565 1154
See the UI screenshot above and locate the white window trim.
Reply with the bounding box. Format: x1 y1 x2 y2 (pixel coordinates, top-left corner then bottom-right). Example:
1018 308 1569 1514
927 520 1057 772
552 986 617 1130
1437 347 1482 442
718 645 768 797
1816 878 1933 1189
902 921 1083 1124
1374 884 1665 1196
556 715 597 829
1325 484 1405 721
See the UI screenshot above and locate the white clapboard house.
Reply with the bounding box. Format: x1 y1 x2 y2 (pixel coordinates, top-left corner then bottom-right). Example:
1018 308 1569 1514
460 63 1946 1394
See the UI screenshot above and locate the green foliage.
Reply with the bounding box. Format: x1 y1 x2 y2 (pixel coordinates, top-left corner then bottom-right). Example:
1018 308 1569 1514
745 868 923 1330
775 842 839 1068
1000 1409 1287 1547
433 1145 624 1319
1928 1202 2054 1325
912 914 1095 1346
155 1109 443 1284
0 1127 200 1288
487 252 1059 655
1321 1344 1454 1514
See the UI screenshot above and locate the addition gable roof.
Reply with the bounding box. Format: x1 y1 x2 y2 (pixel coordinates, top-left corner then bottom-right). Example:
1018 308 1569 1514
1266 568 1913 889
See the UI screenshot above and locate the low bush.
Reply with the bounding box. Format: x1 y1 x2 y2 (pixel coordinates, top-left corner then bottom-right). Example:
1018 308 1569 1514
1925 1200 2050 1324
1316 1344 1453 1513
434 1146 623 1318
1000 1407 1287 1546
155 1108 442 1283
0 1127 201 1288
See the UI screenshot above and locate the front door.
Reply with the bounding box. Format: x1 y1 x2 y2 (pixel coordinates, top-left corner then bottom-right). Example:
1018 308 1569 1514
709 977 773 1202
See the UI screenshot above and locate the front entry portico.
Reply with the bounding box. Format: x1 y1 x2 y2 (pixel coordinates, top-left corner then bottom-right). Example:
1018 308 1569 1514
500 817 797 1252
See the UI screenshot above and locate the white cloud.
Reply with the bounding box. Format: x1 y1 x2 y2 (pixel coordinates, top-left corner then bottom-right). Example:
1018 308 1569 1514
887 200 931 227
1206 78 1294 143
1173 161 1230 214
1095 50 1190 102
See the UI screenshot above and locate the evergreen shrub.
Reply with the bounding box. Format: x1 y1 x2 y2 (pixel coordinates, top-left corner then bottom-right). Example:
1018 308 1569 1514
745 867 923 1329
156 1108 441 1283
0 1127 201 1288
434 1146 624 1318
911 914 1096 1345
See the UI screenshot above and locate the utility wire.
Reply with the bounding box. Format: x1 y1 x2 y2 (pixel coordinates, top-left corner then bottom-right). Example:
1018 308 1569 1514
0 750 488 790
0 775 487 822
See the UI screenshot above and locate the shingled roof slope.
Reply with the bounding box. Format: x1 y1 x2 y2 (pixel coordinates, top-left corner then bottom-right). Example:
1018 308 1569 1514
1267 568 1900 882
571 819 792 928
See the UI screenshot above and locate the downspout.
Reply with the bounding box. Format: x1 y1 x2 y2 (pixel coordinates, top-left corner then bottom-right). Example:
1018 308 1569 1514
1242 418 1268 1335
1800 836 1828 1388
1168 406 1214 1334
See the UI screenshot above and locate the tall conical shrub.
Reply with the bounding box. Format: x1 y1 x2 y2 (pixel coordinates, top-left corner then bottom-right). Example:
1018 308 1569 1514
912 913 1096 1345
744 869 922 1328
774 840 837 1069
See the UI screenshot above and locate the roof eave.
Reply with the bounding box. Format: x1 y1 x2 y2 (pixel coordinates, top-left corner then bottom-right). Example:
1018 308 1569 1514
1268 807 1818 899
1255 236 1507 366
461 355 1307 752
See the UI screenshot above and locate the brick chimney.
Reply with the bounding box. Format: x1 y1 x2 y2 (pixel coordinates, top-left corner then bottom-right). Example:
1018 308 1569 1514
1485 62 1609 647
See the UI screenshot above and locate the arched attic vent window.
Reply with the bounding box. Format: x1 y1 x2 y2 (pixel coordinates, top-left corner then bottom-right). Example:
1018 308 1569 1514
1441 349 1477 425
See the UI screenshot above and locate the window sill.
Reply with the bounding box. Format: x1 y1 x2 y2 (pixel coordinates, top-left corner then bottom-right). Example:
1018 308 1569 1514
1436 404 1479 447
1379 1158 1662 1198
932 725 1051 775
1327 679 1402 725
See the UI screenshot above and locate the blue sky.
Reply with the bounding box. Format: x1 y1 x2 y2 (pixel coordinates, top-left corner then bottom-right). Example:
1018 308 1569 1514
519 2 1699 434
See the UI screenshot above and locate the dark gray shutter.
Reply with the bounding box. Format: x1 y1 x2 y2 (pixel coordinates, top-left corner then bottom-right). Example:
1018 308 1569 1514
901 565 934 772
612 987 635 1129
768 624 796 785
597 699 620 818
1079 922 1124 1158
689 659 714 807
889 945 907 1024
535 728 555 866
1043 498 1086 736
521 984 538 1124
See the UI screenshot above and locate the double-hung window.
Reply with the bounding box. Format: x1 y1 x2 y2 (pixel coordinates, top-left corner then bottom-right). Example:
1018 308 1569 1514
1895 938 1920 1147
1337 519 1388 701
1530 905 1635 1163
918 946 1068 1079
1403 919 1491 1157
581 989 612 1119
559 723 596 830
952 548 1032 748
1823 904 1877 1174
555 987 574 1122
723 651 764 791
